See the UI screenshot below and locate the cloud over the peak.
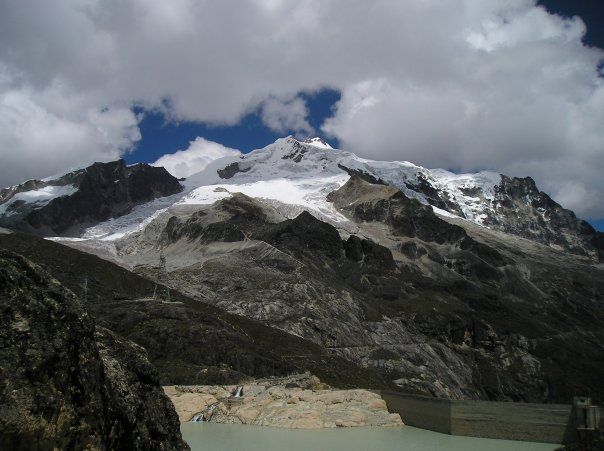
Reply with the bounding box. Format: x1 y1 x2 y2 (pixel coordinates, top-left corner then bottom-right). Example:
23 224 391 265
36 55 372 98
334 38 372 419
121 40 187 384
260 95 314 137
0 0 603 217
152 137 240 179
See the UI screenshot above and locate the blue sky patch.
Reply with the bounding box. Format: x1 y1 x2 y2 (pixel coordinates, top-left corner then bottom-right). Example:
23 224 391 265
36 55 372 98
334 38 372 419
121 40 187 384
126 88 341 165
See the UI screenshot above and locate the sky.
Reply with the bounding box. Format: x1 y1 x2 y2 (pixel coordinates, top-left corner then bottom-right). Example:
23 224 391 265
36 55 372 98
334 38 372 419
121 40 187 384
0 1 603 230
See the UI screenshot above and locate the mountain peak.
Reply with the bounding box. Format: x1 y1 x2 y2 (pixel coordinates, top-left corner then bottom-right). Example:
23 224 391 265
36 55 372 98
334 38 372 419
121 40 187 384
303 137 333 149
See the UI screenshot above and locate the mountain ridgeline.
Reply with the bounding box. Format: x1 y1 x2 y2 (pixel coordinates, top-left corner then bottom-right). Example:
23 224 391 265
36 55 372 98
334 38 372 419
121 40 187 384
0 138 601 261
0 137 602 414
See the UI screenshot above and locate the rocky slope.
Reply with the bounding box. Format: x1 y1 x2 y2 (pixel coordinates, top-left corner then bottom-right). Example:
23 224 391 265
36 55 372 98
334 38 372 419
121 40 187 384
0 159 182 236
0 249 188 450
0 232 395 390
88 179 604 404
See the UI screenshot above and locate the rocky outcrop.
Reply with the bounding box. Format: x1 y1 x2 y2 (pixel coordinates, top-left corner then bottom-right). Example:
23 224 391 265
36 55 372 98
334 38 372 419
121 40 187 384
258 210 344 260
165 378 402 429
0 249 188 450
0 160 183 236
217 162 250 179
165 193 268 244
403 172 465 216
486 175 601 260
596 232 604 261
328 175 468 245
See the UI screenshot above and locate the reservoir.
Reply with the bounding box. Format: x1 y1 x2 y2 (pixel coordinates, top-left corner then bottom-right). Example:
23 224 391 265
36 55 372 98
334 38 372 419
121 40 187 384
181 423 558 450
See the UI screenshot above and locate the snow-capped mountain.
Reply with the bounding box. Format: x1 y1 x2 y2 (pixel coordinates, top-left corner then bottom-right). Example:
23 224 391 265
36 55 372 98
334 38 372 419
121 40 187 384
0 136 601 260
181 136 504 226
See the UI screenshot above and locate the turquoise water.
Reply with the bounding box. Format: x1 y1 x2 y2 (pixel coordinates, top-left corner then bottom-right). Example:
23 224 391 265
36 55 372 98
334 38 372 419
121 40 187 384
181 423 558 451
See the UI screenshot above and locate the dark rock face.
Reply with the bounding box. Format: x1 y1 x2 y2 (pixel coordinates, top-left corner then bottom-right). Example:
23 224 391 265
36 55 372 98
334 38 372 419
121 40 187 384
281 140 308 163
339 236 401 300
165 193 267 243
258 210 344 260
0 160 183 236
217 162 250 179
459 236 509 268
0 249 188 451
398 241 427 259
596 232 604 260
166 212 246 243
344 236 396 270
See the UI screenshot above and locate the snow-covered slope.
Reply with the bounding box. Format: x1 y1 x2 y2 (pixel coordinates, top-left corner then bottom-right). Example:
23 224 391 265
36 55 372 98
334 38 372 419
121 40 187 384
176 136 504 230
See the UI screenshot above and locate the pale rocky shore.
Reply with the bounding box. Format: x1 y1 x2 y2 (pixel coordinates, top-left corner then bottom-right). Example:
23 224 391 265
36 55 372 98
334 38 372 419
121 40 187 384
164 374 402 429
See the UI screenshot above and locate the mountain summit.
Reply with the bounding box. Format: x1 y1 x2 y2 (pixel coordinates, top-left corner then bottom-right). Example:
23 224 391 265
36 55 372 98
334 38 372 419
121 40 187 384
303 137 333 149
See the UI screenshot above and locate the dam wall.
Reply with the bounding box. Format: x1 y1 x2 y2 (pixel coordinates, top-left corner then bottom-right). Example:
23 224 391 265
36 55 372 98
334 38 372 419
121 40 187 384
380 391 603 444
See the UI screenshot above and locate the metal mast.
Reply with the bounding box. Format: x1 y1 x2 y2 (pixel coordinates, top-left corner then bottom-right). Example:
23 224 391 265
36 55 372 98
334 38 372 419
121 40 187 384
153 245 170 302
82 275 88 303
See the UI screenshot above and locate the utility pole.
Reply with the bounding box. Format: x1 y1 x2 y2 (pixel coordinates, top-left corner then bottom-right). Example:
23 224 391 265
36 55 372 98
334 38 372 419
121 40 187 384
153 244 170 302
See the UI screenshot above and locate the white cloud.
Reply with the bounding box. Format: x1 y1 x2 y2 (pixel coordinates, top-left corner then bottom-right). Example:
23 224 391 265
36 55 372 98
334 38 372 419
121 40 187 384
0 84 139 186
0 0 603 217
260 95 314 136
152 137 240 178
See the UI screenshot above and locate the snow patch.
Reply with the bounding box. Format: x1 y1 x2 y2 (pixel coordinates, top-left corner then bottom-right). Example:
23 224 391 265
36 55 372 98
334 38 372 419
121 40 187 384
0 184 78 216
